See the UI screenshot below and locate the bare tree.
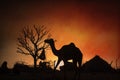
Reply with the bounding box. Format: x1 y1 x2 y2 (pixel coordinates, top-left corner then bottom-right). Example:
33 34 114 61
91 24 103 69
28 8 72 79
17 25 50 69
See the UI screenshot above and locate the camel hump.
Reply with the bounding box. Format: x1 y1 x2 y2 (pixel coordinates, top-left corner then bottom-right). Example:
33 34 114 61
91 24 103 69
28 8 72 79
69 42 75 47
69 43 82 55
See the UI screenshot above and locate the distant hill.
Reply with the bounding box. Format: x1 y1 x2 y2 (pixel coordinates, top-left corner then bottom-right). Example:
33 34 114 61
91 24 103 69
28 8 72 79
81 55 115 73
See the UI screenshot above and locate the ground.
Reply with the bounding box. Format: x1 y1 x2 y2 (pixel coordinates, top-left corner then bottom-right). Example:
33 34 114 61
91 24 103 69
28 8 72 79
0 71 120 80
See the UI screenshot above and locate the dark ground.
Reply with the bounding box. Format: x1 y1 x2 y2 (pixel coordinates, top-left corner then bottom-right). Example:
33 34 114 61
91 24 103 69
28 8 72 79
0 71 120 80
1 57 120 80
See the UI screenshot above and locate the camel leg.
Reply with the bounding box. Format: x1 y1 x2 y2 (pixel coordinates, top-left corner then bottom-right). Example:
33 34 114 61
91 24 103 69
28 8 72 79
73 59 78 80
54 58 61 70
77 58 82 80
52 58 61 80
73 59 77 68
62 60 67 80
78 59 82 68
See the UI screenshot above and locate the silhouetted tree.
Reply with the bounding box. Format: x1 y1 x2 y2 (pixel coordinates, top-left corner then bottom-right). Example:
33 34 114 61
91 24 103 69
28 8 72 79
17 25 50 69
1 61 8 73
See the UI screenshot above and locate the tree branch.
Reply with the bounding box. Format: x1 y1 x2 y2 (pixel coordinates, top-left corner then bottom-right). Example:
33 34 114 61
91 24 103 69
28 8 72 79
17 25 50 64
17 47 30 55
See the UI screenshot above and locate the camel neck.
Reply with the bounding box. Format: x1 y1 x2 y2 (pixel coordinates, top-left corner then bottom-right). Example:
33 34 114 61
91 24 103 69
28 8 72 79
49 42 58 56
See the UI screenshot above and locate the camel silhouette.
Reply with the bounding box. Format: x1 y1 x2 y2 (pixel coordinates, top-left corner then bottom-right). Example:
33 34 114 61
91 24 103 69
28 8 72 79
44 38 83 70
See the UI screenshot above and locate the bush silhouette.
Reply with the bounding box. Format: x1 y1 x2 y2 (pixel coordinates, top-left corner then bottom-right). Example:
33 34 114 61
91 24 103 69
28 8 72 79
0 61 9 73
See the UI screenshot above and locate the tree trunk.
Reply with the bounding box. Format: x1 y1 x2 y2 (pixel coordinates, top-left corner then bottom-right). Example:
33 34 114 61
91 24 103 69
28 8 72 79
34 57 37 69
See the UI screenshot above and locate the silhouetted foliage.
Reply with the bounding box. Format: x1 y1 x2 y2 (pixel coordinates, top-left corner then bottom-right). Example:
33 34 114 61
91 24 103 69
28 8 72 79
13 62 29 74
0 61 9 73
39 61 53 72
17 25 50 69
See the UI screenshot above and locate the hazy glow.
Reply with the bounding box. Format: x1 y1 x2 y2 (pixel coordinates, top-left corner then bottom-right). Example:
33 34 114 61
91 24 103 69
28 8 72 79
0 1 119 69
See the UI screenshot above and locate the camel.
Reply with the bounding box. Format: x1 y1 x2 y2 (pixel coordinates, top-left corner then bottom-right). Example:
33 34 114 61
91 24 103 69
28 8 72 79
44 38 83 70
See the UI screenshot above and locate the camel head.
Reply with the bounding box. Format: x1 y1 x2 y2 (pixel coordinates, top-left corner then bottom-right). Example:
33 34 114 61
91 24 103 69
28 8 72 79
44 38 54 44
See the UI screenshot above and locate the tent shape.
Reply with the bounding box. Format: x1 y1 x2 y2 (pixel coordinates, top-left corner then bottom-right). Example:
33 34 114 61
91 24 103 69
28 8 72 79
81 55 115 72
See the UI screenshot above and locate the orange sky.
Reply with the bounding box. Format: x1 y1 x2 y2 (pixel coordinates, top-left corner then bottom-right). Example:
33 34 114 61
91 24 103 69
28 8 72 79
0 0 119 69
